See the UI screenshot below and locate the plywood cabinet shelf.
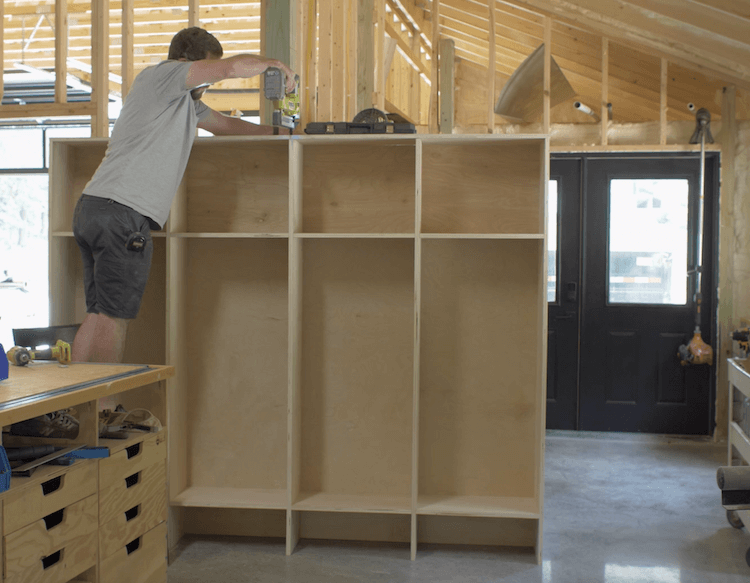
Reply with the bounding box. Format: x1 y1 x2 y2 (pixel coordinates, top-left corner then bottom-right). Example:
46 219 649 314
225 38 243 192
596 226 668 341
49 133 548 563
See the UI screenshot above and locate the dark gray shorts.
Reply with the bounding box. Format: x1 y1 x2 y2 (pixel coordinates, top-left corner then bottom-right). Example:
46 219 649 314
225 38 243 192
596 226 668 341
72 194 155 320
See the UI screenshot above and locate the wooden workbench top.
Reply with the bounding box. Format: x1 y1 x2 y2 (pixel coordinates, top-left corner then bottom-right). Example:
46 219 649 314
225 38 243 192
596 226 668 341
0 362 174 426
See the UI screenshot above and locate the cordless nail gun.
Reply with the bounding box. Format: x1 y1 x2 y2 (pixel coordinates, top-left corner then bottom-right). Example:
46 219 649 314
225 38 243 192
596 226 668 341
263 67 300 130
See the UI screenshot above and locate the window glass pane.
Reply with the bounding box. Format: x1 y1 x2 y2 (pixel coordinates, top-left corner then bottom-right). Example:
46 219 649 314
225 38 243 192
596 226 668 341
46 127 92 167
0 129 44 169
0 175 50 348
548 180 558 303
609 179 689 305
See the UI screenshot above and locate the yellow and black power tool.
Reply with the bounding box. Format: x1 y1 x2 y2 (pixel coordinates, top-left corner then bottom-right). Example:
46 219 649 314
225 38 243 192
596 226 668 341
263 67 300 131
6 340 72 366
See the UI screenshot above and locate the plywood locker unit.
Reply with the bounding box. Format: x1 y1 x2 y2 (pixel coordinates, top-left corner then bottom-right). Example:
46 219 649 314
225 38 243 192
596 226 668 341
168 138 290 539
49 133 548 562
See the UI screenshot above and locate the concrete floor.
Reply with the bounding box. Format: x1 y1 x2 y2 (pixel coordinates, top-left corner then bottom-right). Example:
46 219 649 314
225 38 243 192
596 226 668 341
167 431 750 582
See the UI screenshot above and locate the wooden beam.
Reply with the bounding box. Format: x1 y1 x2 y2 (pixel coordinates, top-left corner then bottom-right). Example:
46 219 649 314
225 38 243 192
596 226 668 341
303 0 317 123
510 0 750 91
318 0 333 121
188 0 200 27
409 21 421 124
439 38 454 133
660 58 667 145
384 20 429 77
332 0 346 121
122 0 135 98
1 1 5 105
91 0 110 137
358 0 375 112
429 0 440 133
261 0 293 125
601 38 608 145
488 0 496 133
374 0 386 109
543 17 551 134
55 0 69 104
0 102 97 120
347 0 357 119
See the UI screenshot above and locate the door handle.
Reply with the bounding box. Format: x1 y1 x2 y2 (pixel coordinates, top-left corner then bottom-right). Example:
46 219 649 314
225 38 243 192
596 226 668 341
555 311 576 321
566 282 578 303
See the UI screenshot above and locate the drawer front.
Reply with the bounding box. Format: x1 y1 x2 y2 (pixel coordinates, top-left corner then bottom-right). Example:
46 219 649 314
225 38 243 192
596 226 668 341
99 432 166 491
4 461 97 534
5 524 97 583
99 522 167 583
99 459 166 525
99 476 167 560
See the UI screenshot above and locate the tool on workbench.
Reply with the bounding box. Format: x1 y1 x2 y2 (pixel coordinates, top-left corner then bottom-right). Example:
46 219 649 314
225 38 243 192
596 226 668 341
304 108 416 134
10 445 85 478
99 405 162 439
263 67 300 131
8 408 80 440
6 339 72 366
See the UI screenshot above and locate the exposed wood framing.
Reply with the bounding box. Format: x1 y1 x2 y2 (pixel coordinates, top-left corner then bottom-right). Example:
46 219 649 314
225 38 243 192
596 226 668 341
91 0 109 137
508 0 750 92
358 0 376 112
347 0 357 116
601 38 608 145
261 0 294 125
429 0 440 133
303 0 317 124
332 0 346 121
660 58 667 145
375 0 386 109
188 0 200 27
55 0 68 104
543 17 551 134
439 37 454 133
122 0 135 98
488 0 496 133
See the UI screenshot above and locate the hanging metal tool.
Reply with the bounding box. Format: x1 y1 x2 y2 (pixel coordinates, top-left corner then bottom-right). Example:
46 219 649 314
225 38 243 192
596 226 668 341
678 108 714 366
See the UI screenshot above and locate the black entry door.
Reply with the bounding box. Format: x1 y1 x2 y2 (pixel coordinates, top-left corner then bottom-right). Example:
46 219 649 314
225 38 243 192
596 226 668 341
547 153 717 435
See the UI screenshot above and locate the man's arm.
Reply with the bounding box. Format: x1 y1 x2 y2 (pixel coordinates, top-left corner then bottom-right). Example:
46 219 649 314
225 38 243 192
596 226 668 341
186 54 296 93
197 109 275 136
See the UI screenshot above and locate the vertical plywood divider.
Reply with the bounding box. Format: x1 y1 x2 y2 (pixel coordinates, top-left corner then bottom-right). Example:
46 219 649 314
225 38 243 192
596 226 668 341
166 222 188 553
287 138 303 555
411 139 424 560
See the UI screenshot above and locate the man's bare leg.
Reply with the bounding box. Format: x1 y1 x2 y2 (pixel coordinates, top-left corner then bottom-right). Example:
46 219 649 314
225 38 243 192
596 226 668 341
72 312 129 363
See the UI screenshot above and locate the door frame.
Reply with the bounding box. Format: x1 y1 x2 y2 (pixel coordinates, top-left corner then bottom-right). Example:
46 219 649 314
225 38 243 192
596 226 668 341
548 150 720 434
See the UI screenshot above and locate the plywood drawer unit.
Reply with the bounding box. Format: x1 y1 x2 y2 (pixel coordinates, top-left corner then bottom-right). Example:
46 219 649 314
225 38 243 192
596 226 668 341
99 459 167 559
4 494 98 583
99 432 166 492
99 522 168 583
3 461 97 535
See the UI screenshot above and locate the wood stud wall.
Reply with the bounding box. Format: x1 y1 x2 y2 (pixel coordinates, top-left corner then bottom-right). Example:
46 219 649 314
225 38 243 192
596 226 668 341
0 1 745 129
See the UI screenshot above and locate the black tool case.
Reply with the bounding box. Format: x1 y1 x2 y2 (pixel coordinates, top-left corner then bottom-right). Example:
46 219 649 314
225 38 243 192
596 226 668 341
305 121 416 134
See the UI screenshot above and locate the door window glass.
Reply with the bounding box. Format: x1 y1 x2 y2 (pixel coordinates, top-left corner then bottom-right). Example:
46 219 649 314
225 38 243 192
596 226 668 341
548 180 558 303
608 179 689 305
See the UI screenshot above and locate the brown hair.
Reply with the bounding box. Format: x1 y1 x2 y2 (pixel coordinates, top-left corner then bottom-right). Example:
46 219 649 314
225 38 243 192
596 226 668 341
168 27 223 61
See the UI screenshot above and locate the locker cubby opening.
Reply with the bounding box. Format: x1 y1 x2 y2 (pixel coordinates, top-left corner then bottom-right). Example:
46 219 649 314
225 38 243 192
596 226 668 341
48 235 166 366
296 511 412 546
182 139 290 234
182 238 288 494
181 508 286 538
418 239 543 511
295 239 415 508
49 139 108 233
416 515 538 550
420 140 544 235
300 140 416 234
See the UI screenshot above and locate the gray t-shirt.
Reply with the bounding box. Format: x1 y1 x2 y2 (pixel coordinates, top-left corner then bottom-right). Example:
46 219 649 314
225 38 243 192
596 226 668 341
83 60 211 228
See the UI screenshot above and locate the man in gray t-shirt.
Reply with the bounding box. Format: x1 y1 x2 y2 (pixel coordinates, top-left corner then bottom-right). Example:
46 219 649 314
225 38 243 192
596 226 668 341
72 27 296 363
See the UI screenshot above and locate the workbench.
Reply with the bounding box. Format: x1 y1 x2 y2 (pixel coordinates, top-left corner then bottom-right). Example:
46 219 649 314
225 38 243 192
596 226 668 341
0 362 173 583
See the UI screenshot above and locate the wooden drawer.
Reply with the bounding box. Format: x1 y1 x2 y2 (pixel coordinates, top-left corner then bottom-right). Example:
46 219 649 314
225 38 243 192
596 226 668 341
4 495 98 583
99 471 167 560
99 432 166 491
99 521 167 583
3 461 97 534
99 459 166 525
